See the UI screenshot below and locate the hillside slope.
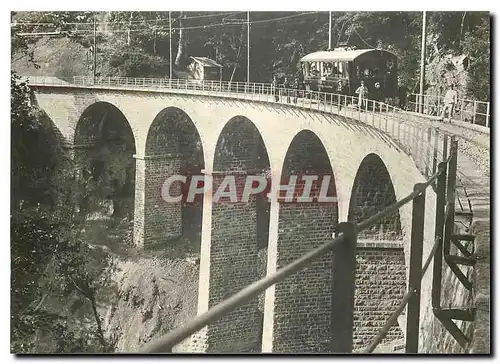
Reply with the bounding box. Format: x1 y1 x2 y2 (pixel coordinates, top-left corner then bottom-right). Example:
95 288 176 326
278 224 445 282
12 37 92 78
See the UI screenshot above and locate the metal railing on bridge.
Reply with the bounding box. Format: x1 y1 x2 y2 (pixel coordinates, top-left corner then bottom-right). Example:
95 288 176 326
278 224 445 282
137 138 462 354
27 75 456 180
26 76 490 129
408 93 490 128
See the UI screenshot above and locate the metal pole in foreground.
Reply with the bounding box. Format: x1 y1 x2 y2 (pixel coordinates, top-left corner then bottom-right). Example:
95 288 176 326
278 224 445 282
431 162 447 312
405 183 426 353
419 11 427 113
331 222 357 353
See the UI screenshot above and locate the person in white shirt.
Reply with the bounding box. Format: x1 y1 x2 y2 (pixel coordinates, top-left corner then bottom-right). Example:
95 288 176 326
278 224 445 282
355 80 369 110
440 84 458 122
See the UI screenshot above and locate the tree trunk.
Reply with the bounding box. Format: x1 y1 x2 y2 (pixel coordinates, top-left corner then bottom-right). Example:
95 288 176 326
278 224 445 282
153 30 156 55
459 12 467 49
229 65 237 83
175 12 185 68
112 198 128 218
229 44 242 83
90 297 107 352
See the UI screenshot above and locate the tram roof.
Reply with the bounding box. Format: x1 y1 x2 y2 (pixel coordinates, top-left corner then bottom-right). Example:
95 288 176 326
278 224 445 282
300 49 396 62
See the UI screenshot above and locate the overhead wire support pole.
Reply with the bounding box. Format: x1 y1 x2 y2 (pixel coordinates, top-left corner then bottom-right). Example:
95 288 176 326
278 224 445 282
419 11 427 114
328 11 332 50
169 11 173 83
93 15 97 85
247 11 250 84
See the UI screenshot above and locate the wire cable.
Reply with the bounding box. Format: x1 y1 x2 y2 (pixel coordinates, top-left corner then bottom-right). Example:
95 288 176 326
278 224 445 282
353 28 377 49
12 11 318 29
11 11 243 26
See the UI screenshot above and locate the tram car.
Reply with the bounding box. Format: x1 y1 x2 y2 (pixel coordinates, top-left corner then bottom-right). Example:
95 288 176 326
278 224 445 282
299 47 398 100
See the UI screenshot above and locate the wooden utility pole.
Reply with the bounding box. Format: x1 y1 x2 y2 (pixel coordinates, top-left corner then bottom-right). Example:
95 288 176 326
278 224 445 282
169 11 172 80
419 11 427 113
93 16 97 84
247 11 250 83
328 11 332 50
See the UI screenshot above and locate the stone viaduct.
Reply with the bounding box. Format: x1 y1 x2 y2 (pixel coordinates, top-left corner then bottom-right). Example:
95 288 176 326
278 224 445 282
30 84 440 353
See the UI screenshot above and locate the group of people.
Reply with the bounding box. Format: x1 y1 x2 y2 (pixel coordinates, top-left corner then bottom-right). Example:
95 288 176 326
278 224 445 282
352 80 385 110
271 76 302 103
270 73 460 123
439 84 458 122
269 75 410 113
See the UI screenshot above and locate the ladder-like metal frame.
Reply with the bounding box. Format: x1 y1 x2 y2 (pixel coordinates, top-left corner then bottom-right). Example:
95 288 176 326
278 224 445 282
432 138 477 349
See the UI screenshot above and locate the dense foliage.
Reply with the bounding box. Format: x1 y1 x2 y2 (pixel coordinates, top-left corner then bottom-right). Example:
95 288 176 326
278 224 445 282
11 11 490 98
11 70 116 353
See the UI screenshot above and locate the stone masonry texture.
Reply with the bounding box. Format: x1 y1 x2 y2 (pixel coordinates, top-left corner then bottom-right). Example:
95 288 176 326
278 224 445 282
139 107 204 247
353 245 406 350
205 117 269 352
348 153 402 240
34 87 460 353
271 130 337 353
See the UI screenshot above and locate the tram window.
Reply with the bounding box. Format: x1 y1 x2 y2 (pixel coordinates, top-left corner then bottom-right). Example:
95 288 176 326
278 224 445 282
323 62 334 77
309 63 317 77
336 62 341 75
340 62 348 77
324 62 330 76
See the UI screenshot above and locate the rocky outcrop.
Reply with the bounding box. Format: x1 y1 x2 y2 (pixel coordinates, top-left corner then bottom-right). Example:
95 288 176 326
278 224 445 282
103 256 199 353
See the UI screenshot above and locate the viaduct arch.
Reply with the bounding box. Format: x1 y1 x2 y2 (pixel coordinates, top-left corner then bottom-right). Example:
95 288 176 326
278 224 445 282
73 101 136 219
31 86 439 352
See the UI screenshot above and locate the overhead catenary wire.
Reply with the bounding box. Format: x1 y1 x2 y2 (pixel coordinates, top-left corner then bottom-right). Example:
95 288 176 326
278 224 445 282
352 28 378 49
11 11 244 26
13 11 321 36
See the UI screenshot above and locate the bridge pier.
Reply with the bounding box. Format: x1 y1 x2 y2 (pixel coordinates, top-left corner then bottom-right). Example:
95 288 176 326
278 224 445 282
262 130 338 353
191 117 270 353
133 154 182 248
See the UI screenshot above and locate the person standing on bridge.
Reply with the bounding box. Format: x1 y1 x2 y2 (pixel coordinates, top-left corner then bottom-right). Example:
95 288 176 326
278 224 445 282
398 77 409 110
271 76 279 102
355 80 369 110
372 82 384 107
440 84 458 123
283 77 291 104
336 80 348 111
292 77 299 104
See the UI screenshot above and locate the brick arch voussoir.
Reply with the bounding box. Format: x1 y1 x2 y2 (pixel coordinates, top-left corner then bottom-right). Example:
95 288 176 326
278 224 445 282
73 100 136 152
348 153 402 239
279 129 338 208
145 106 204 163
213 115 271 174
